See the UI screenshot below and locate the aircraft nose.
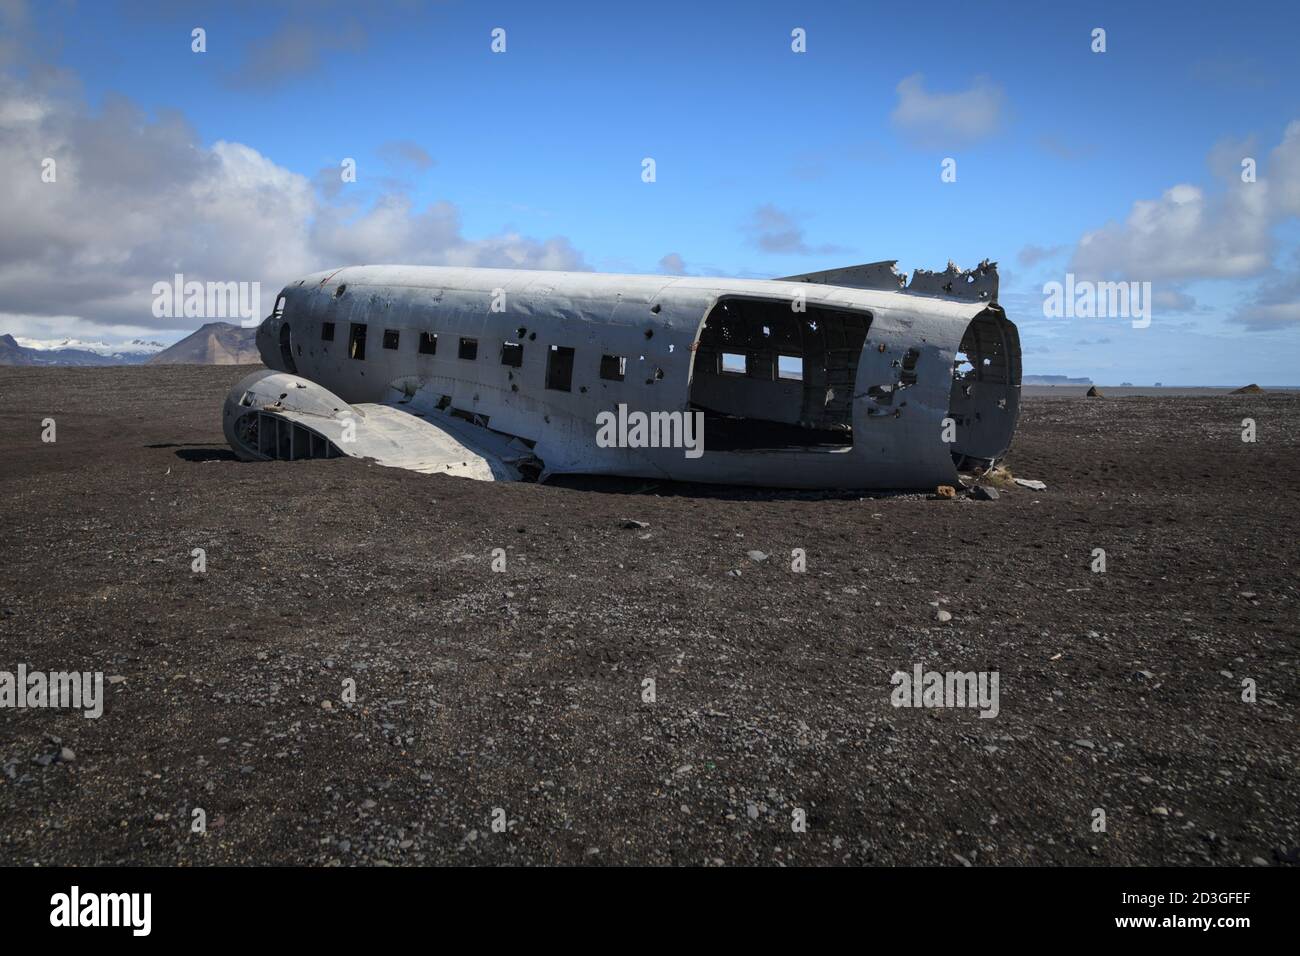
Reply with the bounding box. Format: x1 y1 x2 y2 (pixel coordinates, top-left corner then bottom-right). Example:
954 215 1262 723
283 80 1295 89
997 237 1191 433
256 314 282 370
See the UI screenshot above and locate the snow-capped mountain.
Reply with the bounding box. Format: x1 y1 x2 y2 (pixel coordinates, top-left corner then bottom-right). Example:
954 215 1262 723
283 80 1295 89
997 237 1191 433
15 337 168 359
0 335 169 366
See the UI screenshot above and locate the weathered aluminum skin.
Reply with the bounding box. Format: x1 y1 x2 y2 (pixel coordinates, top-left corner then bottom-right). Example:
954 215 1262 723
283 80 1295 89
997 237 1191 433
234 264 1021 489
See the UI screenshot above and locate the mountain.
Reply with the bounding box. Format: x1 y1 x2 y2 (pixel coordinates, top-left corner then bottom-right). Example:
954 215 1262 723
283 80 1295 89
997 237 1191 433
0 334 36 365
147 322 261 365
0 334 167 366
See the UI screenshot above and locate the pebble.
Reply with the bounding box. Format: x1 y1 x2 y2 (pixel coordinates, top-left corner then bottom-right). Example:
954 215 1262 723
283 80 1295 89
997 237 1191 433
934 608 953 623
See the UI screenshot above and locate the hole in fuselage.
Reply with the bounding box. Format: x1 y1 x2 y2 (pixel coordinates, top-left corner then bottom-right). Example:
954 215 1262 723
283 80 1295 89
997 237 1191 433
946 307 1020 469
688 296 870 451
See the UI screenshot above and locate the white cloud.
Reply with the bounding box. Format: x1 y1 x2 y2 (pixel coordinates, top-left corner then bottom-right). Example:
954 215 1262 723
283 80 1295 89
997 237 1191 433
1231 252 1300 330
1152 288 1197 312
225 20 366 90
377 139 435 171
1017 243 1066 267
658 253 688 274
1069 122 1300 286
1072 182 1273 281
744 204 847 256
0 72 587 340
890 74 1005 148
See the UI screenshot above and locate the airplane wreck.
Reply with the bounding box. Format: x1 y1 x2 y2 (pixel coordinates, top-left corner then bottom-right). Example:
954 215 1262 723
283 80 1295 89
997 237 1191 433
223 261 1021 489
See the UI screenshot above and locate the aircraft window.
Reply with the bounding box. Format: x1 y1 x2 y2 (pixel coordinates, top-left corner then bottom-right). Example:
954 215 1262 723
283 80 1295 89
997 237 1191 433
459 337 478 360
546 345 575 391
383 329 400 350
349 323 367 361
721 352 747 375
777 355 802 380
321 321 335 341
418 332 437 355
501 341 523 367
599 354 626 381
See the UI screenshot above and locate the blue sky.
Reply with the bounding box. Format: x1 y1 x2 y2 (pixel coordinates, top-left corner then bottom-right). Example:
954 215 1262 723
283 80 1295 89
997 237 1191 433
3 0 1299 383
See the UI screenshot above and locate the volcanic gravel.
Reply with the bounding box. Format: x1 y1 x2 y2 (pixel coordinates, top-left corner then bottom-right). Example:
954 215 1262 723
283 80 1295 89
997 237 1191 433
0 365 1296 866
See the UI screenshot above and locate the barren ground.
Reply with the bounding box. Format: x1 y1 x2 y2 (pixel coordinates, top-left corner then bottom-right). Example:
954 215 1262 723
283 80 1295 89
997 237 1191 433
0 365 1296 866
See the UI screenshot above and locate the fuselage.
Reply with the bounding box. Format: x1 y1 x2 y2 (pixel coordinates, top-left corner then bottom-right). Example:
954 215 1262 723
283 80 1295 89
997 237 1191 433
249 264 1021 488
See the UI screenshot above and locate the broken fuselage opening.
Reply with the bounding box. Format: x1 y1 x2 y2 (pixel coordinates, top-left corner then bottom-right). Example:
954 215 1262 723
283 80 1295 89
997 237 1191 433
946 307 1021 469
688 296 871 451
230 407 344 461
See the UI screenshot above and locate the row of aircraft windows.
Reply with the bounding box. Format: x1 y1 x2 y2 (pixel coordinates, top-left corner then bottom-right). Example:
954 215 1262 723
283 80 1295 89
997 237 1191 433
322 320 633 390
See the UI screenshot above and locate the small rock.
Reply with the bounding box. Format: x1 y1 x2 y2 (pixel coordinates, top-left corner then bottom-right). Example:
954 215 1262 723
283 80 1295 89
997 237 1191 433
1086 385 1104 397
1013 478 1047 491
58 747 75 762
935 485 957 499
321 699 333 710
972 485 999 501
621 519 649 530
934 607 953 623
1073 739 1095 749
745 550 768 562
1152 806 1170 817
